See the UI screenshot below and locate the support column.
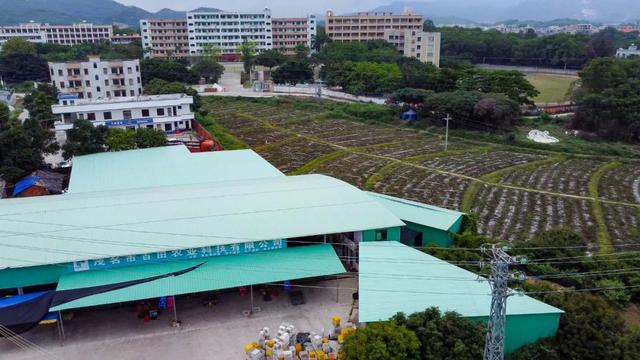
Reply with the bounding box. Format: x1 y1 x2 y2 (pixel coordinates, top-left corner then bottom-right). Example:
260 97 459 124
336 276 339 303
173 296 178 322
250 285 254 313
58 311 66 344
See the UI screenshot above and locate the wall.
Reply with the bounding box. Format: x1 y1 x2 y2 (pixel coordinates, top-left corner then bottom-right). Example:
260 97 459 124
469 312 562 354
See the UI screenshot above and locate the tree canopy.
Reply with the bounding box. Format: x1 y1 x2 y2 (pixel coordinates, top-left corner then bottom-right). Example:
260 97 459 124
271 58 313 86
141 58 199 85
62 120 108 159
571 57 640 142
341 321 420 360
0 103 58 182
191 57 224 84
393 308 486 360
255 49 286 69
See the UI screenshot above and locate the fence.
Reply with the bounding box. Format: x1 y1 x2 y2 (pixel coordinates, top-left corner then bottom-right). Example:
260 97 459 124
272 85 386 104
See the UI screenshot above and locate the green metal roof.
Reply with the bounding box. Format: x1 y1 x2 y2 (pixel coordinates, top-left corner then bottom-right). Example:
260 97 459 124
68 147 284 194
51 244 345 311
0 175 404 269
367 192 464 231
359 241 562 322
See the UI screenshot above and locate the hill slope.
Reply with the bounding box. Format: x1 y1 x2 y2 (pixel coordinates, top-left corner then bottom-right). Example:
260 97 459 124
0 0 185 27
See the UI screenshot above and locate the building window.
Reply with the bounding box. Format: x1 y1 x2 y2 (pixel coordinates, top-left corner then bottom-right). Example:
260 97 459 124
103 68 107 75
58 69 63 76
87 92 92 99
84 68 89 75
60 81 65 88
103 111 112 120
137 77 141 84
130 90 135 96
104 79 109 86
94 75 99 81
96 86 101 92
85 80 90 86
164 123 172 131
93 63 98 68
141 109 149 117
78 113 84 120
123 110 132 119
156 108 165 116
129 78 134 86
127 67 132 74
106 91 111 97
87 112 95 120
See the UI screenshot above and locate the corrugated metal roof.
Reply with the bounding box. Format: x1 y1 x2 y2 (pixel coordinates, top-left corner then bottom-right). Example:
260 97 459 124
367 192 464 231
68 147 284 194
0 175 404 269
51 244 345 311
359 241 562 322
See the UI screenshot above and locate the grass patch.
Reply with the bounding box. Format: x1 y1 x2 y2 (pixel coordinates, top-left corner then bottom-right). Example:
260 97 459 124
588 160 622 254
288 150 347 175
196 114 248 150
525 73 577 104
363 162 402 190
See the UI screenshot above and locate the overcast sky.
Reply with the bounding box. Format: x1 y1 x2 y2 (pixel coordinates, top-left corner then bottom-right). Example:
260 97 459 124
116 0 391 16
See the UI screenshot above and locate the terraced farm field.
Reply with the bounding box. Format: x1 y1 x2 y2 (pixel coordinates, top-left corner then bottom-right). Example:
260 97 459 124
200 97 640 249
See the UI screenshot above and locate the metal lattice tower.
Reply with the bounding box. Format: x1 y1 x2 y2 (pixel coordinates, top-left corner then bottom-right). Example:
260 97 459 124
482 245 519 360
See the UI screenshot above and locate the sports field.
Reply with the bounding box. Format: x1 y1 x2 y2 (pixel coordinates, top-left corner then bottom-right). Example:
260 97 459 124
526 73 578 104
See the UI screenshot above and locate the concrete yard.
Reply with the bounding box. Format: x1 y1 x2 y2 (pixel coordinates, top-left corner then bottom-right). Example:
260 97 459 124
1 278 357 360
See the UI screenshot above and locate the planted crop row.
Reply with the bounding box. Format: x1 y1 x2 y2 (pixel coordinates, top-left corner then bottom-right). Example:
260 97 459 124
256 138 337 174
601 203 640 249
500 158 604 197
370 164 472 210
311 153 392 188
598 163 640 204
472 185 597 244
419 151 544 178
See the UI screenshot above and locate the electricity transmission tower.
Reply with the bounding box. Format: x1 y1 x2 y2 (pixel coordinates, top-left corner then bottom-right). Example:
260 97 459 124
481 245 525 360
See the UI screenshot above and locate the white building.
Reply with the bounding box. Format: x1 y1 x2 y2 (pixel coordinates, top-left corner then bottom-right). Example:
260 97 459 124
186 8 273 59
0 22 112 47
616 44 640 58
48 56 142 100
384 29 441 66
51 94 195 132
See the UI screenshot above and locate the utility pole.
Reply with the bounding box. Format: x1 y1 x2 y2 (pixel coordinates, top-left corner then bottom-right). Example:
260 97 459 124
444 114 451 151
481 245 525 360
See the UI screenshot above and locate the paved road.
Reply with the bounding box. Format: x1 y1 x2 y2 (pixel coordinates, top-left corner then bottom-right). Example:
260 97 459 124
1 279 356 360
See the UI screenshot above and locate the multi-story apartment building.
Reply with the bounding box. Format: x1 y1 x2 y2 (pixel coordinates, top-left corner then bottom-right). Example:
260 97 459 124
325 9 423 42
0 22 112 47
140 19 189 59
384 29 441 66
51 94 195 133
272 16 316 55
48 56 142 100
186 9 273 59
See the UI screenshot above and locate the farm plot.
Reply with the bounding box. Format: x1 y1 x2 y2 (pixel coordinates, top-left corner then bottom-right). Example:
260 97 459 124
215 115 260 131
287 119 370 136
499 158 604 197
310 153 392 188
256 138 338 173
472 185 597 243
602 203 640 249
230 126 292 147
321 127 415 148
599 163 640 204
419 151 544 178
361 138 475 159
370 165 472 210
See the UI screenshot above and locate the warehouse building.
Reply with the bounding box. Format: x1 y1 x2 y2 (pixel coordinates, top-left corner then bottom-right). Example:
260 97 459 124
0 147 561 352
